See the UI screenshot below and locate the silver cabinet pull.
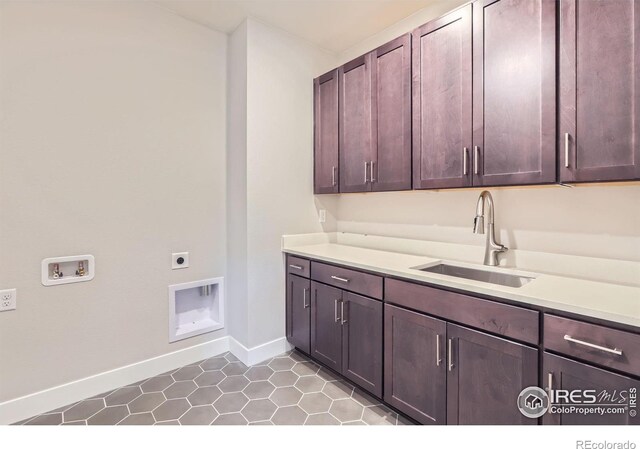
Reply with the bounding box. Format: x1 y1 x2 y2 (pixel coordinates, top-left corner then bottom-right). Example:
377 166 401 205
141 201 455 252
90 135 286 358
564 133 570 168
463 147 468 175
303 288 309 309
547 372 553 393
289 264 303 270
474 146 480 175
330 275 350 283
334 299 340 322
370 160 376 183
563 335 622 356
364 161 369 183
340 301 347 325
448 338 454 371
436 334 442 367
332 166 337 186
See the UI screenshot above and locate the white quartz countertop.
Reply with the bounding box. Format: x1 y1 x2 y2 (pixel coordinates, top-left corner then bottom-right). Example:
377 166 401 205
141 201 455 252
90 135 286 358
282 236 640 330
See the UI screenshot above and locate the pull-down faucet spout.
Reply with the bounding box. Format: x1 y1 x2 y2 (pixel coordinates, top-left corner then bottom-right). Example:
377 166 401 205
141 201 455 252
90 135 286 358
473 191 507 266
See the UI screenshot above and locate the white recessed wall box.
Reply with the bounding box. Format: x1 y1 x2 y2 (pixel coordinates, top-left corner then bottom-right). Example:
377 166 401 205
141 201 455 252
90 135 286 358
168 277 224 343
41 255 95 286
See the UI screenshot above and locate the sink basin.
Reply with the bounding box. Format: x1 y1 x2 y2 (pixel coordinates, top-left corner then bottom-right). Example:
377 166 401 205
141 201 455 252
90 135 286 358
416 263 534 288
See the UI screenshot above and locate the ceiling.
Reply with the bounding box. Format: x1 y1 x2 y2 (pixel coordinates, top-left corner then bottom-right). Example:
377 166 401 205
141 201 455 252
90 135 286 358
153 0 445 53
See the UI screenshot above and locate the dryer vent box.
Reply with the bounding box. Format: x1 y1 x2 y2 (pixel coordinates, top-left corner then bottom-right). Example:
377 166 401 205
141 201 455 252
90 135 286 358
168 277 224 343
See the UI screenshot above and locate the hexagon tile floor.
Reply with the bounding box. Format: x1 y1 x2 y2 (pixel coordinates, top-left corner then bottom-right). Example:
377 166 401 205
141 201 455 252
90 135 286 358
15 351 414 425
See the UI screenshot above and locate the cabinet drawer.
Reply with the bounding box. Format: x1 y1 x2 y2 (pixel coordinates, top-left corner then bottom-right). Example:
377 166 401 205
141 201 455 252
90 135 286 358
544 315 640 377
385 279 538 344
311 261 383 300
287 255 310 278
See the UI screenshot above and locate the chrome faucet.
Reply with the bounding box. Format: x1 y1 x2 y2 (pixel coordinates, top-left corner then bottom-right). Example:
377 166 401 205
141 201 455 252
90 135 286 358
473 191 508 266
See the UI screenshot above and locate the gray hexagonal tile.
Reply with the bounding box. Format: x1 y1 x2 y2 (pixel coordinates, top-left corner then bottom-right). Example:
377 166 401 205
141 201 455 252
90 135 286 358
24 413 62 425
249 420 273 425
213 392 249 414
268 357 296 371
64 399 105 422
218 376 249 393
118 413 155 425
271 405 307 425
104 386 142 406
245 365 274 381
172 365 203 381
241 399 277 422
61 420 87 426
128 392 165 413
222 362 249 376
292 361 319 377
270 387 302 407
362 405 398 425
188 386 222 406
305 413 340 425
164 381 197 399
87 406 129 425
153 399 191 421
141 376 174 393
212 413 247 425
351 389 382 407
155 420 179 425
179 406 218 425
288 351 307 362
329 398 364 422
200 357 228 371
299 392 332 414
342 420 366 425
322 380 354 400
317 367 341 382
269 371 299 387
243 381 276 399
295 376 325 393
195 370 225 387
224 352 240 362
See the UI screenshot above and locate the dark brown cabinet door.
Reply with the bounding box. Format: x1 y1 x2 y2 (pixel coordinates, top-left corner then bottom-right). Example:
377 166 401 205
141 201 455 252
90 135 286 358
559 0 640 183
314 70 339 194
384 304 447 424
286 274 310 354
447 324 538 425
371 34 412 192
341 292 383 397
413 5 472 189
472 0 556 186
310 281 343 372
339 54 374 193
543 353 640 425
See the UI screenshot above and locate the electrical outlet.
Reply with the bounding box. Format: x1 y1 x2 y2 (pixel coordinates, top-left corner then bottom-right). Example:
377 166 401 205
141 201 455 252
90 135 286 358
319 209 326 223
0 289 16 312
172 252 189 270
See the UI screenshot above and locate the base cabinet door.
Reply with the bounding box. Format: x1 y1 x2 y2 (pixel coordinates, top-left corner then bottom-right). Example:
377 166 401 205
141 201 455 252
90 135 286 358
447 324 538 425
543 353 640 425
310 281 343 372
286 274 311 354
384 304 447 424
341 292 383 397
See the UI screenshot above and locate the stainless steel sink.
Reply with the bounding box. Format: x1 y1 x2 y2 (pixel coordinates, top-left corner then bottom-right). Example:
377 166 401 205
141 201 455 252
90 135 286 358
416 263 534 288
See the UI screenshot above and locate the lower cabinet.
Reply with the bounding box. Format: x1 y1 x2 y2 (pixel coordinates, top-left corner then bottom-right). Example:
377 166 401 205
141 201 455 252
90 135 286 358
542 353 640 425
310 281 383 397
286 274 311 354
384 304 538 425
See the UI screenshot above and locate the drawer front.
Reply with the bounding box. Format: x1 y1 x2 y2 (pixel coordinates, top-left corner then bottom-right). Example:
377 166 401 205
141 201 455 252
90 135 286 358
287 255 310 278
544 315 640 377
385 279 539 344
311 261 383 300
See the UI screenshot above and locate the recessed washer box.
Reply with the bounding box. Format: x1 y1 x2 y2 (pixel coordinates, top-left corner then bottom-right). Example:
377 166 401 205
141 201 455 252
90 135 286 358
168 277 224 343
41 255 95 286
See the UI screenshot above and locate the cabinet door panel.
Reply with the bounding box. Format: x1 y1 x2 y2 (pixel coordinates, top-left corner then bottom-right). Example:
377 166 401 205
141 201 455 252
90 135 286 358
340 55 373 193
473 0 556 186
372 34 412 192
447 323 538 425
341 292 383 397
314 70 339 193
286 274 310 354
384 304 447 424
310 281 343 372
413 5 472 189
559 0 639 182
543 353 640 425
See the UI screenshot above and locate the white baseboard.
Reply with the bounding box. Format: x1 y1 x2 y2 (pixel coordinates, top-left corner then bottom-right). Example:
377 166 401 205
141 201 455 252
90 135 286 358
228 336 293 366
0 336 230 425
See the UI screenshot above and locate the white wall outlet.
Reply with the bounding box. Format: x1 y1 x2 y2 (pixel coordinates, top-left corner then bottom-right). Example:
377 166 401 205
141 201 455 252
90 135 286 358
0 289 16 312
319 209 326 223
172 252 189 270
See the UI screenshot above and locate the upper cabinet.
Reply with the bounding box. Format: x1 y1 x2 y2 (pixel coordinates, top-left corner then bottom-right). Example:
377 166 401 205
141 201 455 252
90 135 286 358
413 5 473 189
472 0 556 186
313 69 339 194
559 0 640 183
